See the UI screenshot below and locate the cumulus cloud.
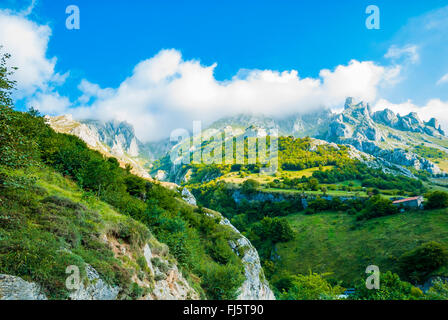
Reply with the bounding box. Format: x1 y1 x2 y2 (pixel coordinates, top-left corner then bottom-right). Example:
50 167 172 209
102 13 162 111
28 91 71 114
0 8 63 98
374 98 448 131
4 5 446 143
72 50 399 142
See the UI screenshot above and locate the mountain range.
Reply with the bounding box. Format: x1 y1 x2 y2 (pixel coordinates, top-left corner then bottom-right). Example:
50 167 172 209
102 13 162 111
46 97 448 183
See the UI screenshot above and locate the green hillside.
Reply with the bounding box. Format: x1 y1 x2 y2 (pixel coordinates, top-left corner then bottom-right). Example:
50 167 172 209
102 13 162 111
277 209 448 287
0 52 245 300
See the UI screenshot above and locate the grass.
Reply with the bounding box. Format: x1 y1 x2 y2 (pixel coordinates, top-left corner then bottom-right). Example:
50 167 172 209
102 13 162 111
275 208 448 287
0 166 157 299
217 166 335 184
263 188 368 197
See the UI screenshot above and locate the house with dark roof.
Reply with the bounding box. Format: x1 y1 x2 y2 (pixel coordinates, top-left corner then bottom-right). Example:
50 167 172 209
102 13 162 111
392 196 424 209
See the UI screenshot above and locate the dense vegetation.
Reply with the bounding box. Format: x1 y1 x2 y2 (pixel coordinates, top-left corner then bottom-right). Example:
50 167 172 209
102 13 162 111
3 48 448 300
190 168 448 299
0 51 244 299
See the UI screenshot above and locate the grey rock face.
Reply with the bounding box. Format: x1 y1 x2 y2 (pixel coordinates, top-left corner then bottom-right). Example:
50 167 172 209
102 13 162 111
181 188 197 206
324 99 444 174
373 109 444 136
0 275 47 300
373 108 398 127
214 216 275 300
82 120 142 157
69 265 120 300
143 244 199 300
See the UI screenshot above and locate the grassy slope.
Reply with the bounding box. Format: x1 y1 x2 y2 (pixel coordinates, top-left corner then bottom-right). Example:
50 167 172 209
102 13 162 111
0 165 198 299
276 209 448 286
216 167 335 184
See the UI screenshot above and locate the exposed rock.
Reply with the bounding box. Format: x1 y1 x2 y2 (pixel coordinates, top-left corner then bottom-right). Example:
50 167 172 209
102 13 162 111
0 275 47 300
181 188 197 206
142 244 199 300
46 115 153 180
219 217 275 300
69 265 120 300
373 108 399 127
324 99 445 174
154 170 168 181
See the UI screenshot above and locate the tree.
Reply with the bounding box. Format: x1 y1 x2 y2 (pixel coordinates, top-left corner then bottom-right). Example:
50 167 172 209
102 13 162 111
241 179 260 194
307 178 319 191
357 195 398 220
279 272 344 300
353 271 418 300
399 241 448 283
425 191 448 210
251 217 295 243
426 278 448 300
0 49 39 168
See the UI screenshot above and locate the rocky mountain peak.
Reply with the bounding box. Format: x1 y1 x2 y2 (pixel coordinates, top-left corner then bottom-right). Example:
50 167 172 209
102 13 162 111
372 108 399 127
426 117 440 129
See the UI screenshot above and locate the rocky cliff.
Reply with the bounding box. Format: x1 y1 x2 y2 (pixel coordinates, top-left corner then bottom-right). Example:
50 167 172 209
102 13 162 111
207 210 276 300
324 98 446 174
0 237 200 300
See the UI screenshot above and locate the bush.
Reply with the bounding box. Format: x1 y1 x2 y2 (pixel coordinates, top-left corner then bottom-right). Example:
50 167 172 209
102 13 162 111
353 271 415 300
279 272 344 300
356 195 398 220
200 262 244 300
426 278 448 300
425 191 448 210
241 179 260 194
399 241 448 283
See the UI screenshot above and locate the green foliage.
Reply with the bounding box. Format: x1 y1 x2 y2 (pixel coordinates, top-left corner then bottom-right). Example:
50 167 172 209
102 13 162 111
356 195 398 220
426 191 448 209
0 52 41 168
278 136 350 171
241 179 260 194
199 262 245 300
414 145 447 160
426 278 448 300
0 96 243 301
0 174 146 299
312 162 425 193
250 217 295 243
353 271 417 300
398 241 448 283
279 272 345 300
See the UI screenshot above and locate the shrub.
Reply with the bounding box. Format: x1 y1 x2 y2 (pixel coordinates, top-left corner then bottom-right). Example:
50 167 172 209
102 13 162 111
353 271 415 300
426 278 448 300
279 272 344 300
356 195 398 220
200 262 244 300
241 179 260 194
425 191 448 210
399 241 448 283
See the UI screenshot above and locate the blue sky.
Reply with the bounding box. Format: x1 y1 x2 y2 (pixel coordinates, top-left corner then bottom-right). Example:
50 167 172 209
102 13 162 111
1 0 448 140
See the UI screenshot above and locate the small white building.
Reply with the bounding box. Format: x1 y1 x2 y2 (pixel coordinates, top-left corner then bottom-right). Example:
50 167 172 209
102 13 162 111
392 196 424 209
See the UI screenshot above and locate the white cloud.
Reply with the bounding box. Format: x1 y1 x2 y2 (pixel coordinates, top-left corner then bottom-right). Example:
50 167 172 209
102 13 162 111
72 50 400 142
27 91 71 114
385 44 420 64
437 73 448 85
374 98 448 131
0 9 63 98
